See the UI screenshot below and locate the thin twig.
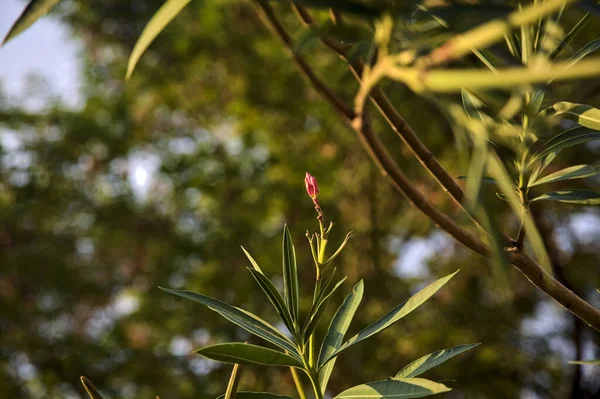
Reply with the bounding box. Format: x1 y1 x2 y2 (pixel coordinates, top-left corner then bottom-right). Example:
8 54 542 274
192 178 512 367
252 0 600 331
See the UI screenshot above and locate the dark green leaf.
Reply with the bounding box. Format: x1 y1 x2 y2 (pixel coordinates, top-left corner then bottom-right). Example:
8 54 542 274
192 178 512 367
565 39 600 68
530 189 600 204
126 0 193 79
247 268 296 337
318 281 364 392
282 225 300 322
532 127 600 161
218 392 295 399
80 377 105 399
394 343 480 378
2 0 62 45
196 343 303 368
334 378 450 399
159 287 302 360
303 278 347 341
549 13 591 60
529 164 598 187
321 271 458 366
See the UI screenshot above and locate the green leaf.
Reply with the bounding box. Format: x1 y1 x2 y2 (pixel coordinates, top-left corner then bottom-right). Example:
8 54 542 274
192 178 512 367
549 13 591 60
487 155 552 272
461 90 489 125
217 392 295 399
545 102 600 130
282 225 300 322
242 246 263 273
196 343 303 368
394 343 480 378
565 39 600 68
2 0 62 46
318 280 364 392
457 176 497 184
159 287 302 361
530 189 600 204
80 376 105 399
532 127 600 166
321 271 458 366
528 164 598 187
247 268 296 337
303 277 347 341
126 0 193 79
334 378 450 399
568 360 600 365
529 152 557 185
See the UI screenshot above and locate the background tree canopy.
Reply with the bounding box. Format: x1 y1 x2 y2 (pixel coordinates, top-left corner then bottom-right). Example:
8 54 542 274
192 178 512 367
1 0 600 398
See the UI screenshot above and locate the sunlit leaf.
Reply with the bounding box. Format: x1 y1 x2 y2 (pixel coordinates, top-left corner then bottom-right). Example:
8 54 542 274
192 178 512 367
224 364 241 399
545 102 600 130
126 0 193 79
487 155 552 271
80 377 105 399
530 189 600 204
528 164 598 187
394 343 480 378
318 281 364 392
334 378 450 399
321 271 458 366
196 343 303 367
568 360 600 365
159 287 302 360
217 392 295 399
2 0 62 46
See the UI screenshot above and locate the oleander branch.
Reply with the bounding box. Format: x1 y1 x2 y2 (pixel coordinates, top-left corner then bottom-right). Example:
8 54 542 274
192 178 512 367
252 0 600 331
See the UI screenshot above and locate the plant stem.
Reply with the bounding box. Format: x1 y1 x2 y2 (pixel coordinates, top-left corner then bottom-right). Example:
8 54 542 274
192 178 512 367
290 367 308 399
308 371 324 399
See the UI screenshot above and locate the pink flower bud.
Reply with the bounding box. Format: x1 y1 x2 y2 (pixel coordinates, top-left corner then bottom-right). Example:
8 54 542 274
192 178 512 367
305 172 319 200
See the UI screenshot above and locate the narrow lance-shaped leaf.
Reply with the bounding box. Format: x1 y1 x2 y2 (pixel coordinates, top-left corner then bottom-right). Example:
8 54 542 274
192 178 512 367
394 343 480 378
334 378 450 399
306 267 338 324
487 155 552 271
532 126 600 161
318 280 364 393
80 377 105 399
303 278 347 341
159 287 302 361
568 360 600 365
321 271 458 366
218 393 295 399
528 152 557 184
282 225 300 322
247 268 296 337
564 39 600 69
2 0 62 46
528 164 598 187
126 0 193 79
530 189 600 204
196 343 303 368
545 102 600 130
224 363 241 399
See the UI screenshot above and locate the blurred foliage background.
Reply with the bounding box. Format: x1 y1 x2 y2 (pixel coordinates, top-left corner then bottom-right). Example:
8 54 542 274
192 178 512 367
1 1 600 398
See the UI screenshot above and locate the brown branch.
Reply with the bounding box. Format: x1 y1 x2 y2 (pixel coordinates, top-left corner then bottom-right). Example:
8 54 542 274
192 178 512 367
292 6 466 207
252 0 600 331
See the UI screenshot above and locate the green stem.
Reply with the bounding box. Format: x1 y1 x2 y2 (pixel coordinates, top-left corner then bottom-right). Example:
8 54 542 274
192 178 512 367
290 367 308 399
308 371 324 399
